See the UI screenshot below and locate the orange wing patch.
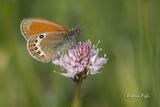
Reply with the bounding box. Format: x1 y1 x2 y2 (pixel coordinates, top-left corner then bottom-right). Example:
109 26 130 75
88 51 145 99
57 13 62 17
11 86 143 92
21 18 68 39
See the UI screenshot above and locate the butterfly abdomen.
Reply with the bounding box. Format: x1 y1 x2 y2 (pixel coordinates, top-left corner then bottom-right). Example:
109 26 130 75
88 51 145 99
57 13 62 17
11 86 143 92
21 18 80 62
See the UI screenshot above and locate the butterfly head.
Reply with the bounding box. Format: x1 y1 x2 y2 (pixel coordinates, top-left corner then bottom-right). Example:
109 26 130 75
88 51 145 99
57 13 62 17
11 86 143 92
21 18 81 62
68 27 80 37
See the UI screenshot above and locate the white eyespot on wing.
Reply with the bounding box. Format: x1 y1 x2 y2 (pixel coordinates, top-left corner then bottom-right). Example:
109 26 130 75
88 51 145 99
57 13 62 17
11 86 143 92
34 33 46 56
27 33 51 62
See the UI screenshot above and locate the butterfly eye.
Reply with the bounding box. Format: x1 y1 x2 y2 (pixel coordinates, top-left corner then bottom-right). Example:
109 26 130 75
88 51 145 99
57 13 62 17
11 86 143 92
39 34 44 39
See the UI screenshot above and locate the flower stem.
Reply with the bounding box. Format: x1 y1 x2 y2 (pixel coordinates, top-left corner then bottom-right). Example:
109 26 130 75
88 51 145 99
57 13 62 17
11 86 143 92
71 80 82 107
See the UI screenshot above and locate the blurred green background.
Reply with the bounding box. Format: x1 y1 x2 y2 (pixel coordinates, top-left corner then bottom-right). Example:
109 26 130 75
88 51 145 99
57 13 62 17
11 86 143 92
0 0 160 107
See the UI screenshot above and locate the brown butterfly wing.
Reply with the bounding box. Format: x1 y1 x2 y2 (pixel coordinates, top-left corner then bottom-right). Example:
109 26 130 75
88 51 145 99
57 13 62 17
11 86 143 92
20 18 68 40
27 32 67 62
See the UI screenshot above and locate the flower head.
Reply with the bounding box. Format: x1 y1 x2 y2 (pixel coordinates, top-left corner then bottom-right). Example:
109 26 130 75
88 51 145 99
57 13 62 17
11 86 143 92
52 40 108 81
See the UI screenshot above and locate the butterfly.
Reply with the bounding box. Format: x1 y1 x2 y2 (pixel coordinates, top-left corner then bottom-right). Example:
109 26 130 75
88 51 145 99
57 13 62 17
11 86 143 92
20 18 80 62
